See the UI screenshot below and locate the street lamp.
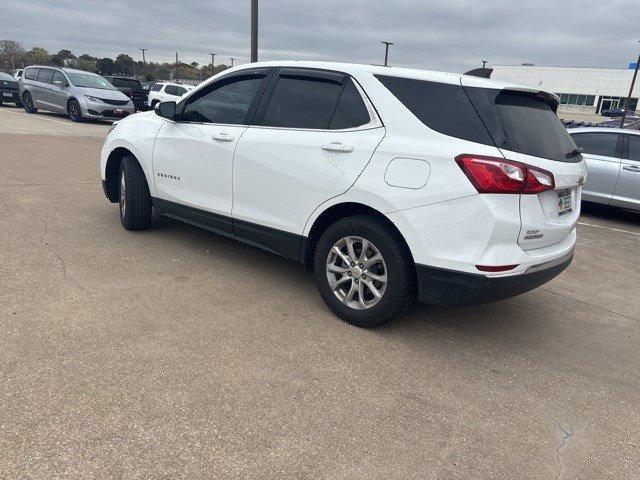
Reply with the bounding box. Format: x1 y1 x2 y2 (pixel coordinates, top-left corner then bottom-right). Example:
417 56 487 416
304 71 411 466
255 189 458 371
381 41 394 67
620 40 640 128
230 56 235 67
251 0 258 62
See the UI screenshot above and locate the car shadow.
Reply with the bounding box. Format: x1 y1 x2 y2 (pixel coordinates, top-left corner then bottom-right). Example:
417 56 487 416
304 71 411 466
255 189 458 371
581 201 640 226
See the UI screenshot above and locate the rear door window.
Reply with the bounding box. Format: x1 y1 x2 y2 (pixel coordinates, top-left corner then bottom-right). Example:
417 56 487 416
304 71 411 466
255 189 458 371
262 76 343 129
329 79 371 129
570 132 619 158
37 69 55 84
24 68 39 80
111 78 128 88
151 83 163 92
375 75 493 145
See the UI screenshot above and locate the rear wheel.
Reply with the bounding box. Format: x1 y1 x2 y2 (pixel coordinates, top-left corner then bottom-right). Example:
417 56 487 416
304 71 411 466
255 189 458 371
119 156 152 230
67 99 83 122
22 92 37 113
314 216 416 328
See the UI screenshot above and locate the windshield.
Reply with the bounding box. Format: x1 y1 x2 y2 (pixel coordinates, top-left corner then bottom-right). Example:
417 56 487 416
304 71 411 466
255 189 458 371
66 72 116 90
0 72 14 81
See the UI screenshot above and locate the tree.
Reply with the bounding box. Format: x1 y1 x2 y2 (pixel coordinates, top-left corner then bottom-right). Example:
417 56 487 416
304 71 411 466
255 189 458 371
0 40 25 69
114 53 135 75
95 57 116 75
24 46 51 66
56 49 76 60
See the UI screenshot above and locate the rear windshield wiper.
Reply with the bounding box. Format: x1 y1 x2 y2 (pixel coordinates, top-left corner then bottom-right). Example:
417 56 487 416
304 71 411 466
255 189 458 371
565 148 583 159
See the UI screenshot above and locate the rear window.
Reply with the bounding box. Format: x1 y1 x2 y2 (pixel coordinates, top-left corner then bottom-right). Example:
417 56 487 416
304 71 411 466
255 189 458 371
377 75 579 162
375 75 493 145
129 79 142 90
465 88 580 162
24 68 39 80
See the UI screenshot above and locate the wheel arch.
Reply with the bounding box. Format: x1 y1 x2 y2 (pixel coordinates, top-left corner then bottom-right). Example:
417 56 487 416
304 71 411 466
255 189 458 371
104 147 141 202
301 202 415 271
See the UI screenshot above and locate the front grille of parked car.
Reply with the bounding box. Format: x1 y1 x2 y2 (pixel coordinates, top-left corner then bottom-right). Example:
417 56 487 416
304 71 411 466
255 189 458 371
100 99 129 106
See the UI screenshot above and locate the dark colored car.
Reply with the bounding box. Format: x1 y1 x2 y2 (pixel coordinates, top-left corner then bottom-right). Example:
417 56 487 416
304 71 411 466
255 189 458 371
104 76 149 111
0 72 21 107
601 107 637 118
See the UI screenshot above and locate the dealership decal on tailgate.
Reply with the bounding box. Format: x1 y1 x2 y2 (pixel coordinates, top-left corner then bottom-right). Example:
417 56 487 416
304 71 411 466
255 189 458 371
557 188 572 216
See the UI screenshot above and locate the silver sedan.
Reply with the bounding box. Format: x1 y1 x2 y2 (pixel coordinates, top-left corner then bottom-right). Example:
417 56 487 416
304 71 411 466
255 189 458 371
568 127 640 212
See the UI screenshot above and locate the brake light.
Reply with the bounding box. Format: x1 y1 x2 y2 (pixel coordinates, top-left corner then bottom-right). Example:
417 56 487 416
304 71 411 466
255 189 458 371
455 155 555 195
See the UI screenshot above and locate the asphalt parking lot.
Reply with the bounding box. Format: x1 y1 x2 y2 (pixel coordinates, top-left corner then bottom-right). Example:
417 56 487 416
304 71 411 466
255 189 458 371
1 104 639 479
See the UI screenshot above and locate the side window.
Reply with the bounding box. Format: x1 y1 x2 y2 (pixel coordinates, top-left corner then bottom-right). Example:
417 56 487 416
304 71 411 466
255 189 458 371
112 78 128 87
151 83 163 92
262 76 343 129
181 76 263 124
25 68 39 80
164 85 177 95
329 79 371 129
627 135 640 162
165 85 185 96
37 69 55 84
174 86 187 96
571 133 619 157
53 71 68 86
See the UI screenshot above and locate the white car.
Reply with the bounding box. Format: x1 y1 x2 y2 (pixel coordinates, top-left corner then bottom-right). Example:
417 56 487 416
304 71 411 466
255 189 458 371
567 127 640 212
100 61 586 327
147 82 193 108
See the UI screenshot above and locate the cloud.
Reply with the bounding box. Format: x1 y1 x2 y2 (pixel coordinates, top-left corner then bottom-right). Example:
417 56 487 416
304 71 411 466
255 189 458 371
3 0 638 72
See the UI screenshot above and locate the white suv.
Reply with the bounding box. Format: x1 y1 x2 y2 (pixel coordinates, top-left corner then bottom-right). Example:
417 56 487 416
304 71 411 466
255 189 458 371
147 82 193 108
100 61 586 327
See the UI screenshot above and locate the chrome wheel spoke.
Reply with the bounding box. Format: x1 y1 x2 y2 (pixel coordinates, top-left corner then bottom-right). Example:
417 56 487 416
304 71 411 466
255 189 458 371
326 235 387 311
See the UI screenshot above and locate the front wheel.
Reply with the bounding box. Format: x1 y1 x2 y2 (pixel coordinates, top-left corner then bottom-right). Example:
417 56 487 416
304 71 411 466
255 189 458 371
314 216 416 328
67 99 83 122
119 156 152 230
22 92 37 113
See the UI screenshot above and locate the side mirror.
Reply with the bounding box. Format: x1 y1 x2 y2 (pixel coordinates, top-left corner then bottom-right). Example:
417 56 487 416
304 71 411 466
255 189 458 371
156 101 177 120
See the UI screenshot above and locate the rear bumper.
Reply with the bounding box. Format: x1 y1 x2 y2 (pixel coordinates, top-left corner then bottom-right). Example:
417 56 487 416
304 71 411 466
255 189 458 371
416 252 573 305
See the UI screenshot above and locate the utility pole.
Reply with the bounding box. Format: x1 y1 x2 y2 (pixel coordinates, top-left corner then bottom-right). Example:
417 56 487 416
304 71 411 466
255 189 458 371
140 48 147 78
620 41 640 128
175 52 179 82
482 59 488 68
251 0 259 62
230 56 235 67
381 41 394 66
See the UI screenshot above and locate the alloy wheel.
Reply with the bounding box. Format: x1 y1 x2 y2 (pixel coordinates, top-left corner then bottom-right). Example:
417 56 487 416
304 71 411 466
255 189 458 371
326 236 388 310
119 171 126 217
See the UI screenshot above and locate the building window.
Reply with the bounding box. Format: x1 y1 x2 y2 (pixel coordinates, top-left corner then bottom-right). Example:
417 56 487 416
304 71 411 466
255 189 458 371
555 93 596 106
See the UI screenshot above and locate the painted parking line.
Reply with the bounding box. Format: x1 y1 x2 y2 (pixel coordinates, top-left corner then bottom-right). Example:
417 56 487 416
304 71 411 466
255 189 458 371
0 106 79 127
577 221 640 237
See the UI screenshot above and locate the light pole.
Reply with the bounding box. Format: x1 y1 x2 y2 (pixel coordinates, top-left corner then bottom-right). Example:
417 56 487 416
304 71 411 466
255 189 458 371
210 52 217 70
251 0 258 62
175 52 179 82
230 56 235 67
482 59 488 68
381 41 394 66
620 41 640 128
140 48 147 78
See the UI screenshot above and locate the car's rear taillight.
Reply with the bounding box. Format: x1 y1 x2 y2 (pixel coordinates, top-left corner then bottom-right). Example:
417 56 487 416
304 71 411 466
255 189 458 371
455 155 555 195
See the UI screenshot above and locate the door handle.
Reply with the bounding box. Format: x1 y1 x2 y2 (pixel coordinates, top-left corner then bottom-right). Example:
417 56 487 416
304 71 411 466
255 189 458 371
321 141 354 153
211 132 234 142
623 164 640 173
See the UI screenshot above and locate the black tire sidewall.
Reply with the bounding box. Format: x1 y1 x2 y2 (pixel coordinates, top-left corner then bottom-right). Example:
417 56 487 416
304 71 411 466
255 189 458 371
119 156 152 230
68 99 82 122
23 92 36 113
314 216 415 328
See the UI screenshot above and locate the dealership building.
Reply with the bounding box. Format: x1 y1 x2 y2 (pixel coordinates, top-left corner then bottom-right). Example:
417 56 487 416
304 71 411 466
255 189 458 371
490 64 638 115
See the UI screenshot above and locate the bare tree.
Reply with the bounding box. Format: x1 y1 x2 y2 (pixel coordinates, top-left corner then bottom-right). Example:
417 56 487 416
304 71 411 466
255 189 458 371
0 40 25 70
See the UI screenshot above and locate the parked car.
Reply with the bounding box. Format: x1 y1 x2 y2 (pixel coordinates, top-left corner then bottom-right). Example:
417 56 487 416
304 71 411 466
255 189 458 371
100 61 586 327
0 72 21 107
13 69 23 80
568 127 640 211
146 82 192 108
601 107 637 118
104 76 149 111
19 66 135 122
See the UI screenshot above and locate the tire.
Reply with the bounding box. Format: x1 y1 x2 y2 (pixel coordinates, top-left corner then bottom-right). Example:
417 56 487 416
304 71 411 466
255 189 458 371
22 92 37 113
150 99 159 109
118 156 152 230
314 215 416 328
67 99 83 122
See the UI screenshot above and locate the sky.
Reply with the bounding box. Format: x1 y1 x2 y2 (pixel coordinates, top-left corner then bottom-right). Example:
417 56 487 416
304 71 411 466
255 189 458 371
2 0 639 73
